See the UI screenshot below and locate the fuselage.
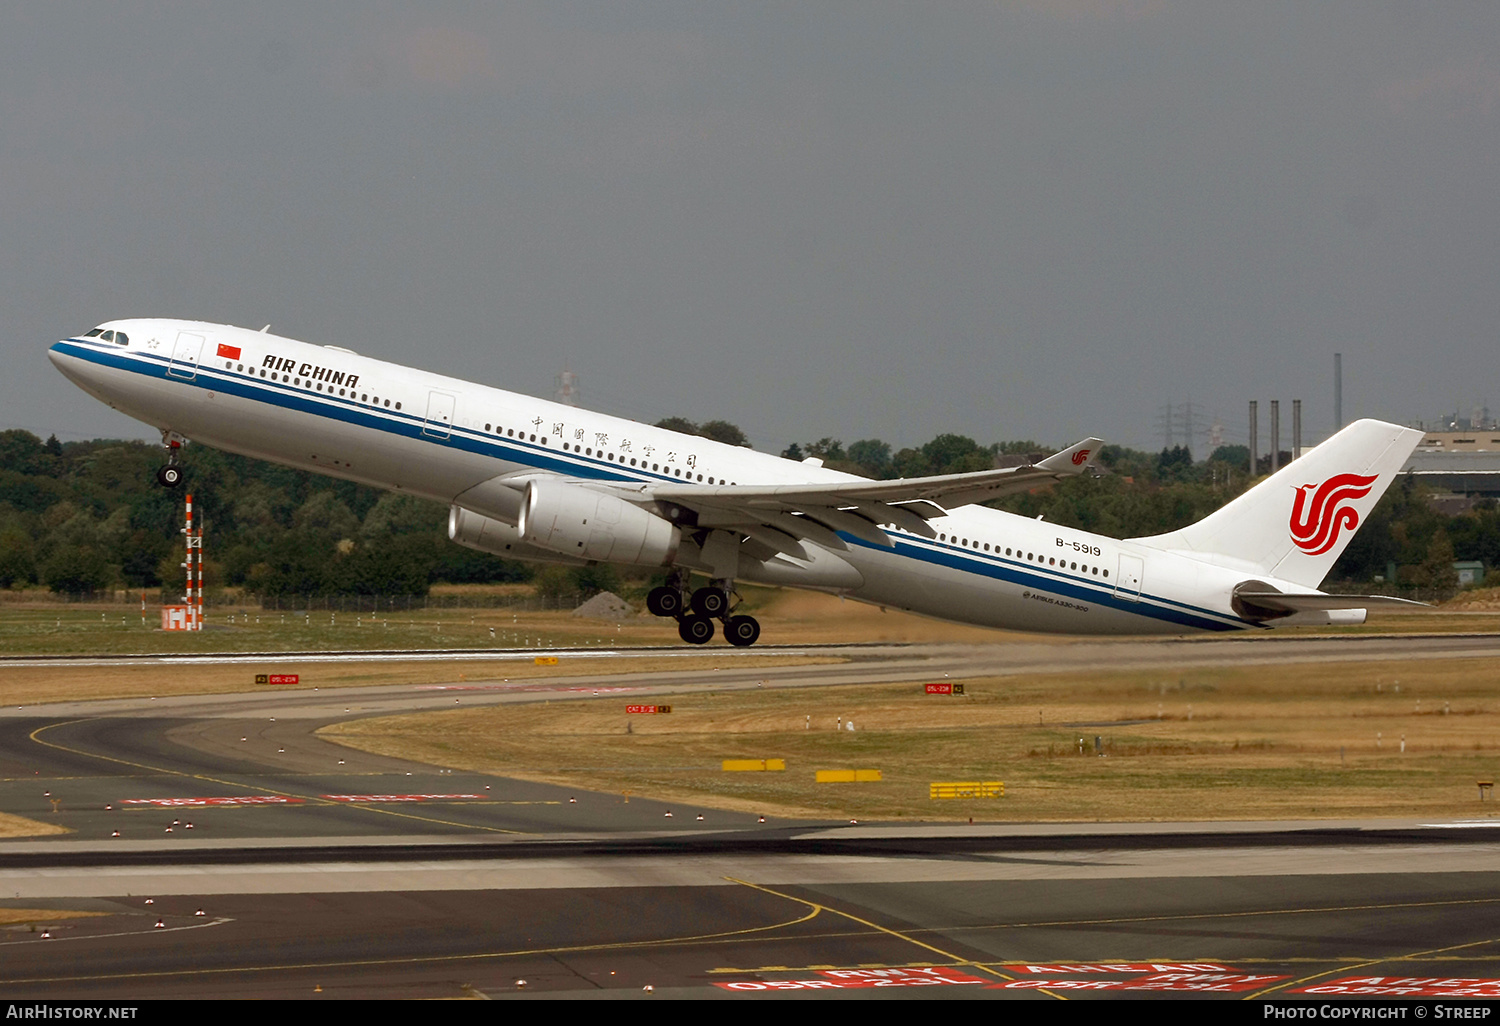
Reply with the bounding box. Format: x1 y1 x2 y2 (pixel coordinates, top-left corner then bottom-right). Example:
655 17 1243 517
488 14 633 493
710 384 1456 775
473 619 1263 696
49 318 1298 635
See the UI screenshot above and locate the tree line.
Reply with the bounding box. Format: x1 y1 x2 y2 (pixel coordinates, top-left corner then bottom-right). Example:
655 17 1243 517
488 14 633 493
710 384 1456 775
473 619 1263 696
0 423 1483 599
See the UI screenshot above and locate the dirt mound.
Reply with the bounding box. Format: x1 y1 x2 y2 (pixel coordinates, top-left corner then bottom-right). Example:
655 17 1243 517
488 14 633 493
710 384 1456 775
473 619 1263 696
1441 586 1500 611
571 592 636 620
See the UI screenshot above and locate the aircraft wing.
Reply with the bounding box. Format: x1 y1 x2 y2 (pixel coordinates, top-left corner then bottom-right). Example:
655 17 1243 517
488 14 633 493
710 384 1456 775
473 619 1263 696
610 436 1104 556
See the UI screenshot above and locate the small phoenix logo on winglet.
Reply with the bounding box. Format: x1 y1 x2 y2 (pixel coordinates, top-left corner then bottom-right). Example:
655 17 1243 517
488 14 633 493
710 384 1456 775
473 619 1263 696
1071 449 1091 466
1289 473 1378 555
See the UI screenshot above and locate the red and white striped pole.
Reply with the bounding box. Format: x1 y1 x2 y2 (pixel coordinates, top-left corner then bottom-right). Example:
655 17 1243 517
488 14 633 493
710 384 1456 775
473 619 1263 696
185 493 202 631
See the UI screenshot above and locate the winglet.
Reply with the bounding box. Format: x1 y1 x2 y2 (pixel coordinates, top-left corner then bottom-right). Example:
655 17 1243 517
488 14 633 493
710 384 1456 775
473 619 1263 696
1036 437 1105 474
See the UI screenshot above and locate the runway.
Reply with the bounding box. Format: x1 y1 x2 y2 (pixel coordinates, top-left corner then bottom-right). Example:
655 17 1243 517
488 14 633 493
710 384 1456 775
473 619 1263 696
5 634 1500 1000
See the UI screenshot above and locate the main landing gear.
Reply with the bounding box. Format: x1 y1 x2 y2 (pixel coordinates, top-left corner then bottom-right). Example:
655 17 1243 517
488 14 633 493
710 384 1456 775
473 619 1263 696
647 570 761 647
155 433 186 488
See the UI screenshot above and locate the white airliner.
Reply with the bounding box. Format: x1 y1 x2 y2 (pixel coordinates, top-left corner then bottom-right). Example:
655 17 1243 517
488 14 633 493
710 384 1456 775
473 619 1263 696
49 319 1423 646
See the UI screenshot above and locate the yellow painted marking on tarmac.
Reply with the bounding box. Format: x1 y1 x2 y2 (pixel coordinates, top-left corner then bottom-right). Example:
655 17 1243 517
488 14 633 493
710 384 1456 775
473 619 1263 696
1244 935 1500 1000
722 877 1062 999
27 719 525 835
0 899 823 987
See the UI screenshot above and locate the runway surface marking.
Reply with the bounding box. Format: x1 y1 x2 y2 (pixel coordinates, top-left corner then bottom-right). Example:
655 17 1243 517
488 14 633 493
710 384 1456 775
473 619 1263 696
987 971 1289 993
916 894 1500 937
714 966 988 991
1248 934 1500 999
1289 976 1500 996
721 876 1053 997
120 796 303 806
0 916 232 949
0 892 824 989
27 719 526 835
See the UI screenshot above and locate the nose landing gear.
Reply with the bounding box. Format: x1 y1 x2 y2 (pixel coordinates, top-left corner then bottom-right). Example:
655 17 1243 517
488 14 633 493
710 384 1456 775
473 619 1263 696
154 431 188 488
650 570 761 646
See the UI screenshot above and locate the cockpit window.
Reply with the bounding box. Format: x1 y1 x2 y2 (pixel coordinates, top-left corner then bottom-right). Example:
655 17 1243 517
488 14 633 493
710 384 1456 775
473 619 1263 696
114 332 128 346
100 330 115 343
84 328 104 338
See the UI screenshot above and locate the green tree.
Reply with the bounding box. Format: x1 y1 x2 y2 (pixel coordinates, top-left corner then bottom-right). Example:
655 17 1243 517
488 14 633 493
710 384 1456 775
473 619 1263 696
698 420 751 448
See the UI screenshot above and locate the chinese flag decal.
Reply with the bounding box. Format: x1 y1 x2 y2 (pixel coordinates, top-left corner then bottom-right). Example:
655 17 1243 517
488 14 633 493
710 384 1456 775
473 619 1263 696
216 343 242 360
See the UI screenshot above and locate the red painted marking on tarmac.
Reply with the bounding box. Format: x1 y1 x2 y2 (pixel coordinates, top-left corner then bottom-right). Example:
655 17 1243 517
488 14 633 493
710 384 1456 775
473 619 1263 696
321 794 486 803
715 967 986 991
120 796 304 806
1292 976 1500 997
1003 962 1233 974
990 972 1288 993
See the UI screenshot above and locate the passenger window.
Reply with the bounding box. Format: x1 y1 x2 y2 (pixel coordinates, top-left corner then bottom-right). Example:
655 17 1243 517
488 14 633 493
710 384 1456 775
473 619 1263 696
395 402 401 410
485 423 491 432
1103 570 1109 578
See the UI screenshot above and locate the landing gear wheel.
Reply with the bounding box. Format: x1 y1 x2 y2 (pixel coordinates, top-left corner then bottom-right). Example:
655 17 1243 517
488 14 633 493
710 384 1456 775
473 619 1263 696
646 586 683 618
690 587 730 618
724 615 761 647
155 465 184 488
678 615 715 645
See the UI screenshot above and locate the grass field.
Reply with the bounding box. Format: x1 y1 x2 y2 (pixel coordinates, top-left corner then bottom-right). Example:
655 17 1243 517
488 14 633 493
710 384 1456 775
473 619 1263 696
322 656 1500 823
4 585 1500 658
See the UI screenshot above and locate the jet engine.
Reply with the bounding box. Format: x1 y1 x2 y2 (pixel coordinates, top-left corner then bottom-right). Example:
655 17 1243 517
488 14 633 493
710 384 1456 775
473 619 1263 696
448 505 588 566
518 480 681 567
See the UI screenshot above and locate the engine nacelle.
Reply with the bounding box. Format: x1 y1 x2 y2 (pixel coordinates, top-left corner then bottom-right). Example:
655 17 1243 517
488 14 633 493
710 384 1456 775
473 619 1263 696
519 480 681 567
448 505 588 566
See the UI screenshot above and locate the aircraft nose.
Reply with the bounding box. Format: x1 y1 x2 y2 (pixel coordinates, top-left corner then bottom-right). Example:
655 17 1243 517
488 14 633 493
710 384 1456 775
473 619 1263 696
49 339 100 389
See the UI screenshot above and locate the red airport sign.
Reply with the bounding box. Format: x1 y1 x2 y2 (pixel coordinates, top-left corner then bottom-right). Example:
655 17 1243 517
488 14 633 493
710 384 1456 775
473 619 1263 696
255 674 300 685
925 683 964 695
626 704 671 714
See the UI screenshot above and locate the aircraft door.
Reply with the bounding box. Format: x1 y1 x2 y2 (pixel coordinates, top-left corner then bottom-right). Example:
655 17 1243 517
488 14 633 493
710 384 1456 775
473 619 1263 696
166 331 207 379
1115 553 1143 601
423 391 456 438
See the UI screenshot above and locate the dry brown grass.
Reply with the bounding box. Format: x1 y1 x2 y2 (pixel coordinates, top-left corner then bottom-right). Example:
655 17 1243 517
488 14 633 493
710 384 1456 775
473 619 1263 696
0 909 108 926
322 655 1500 823
0 811 72 838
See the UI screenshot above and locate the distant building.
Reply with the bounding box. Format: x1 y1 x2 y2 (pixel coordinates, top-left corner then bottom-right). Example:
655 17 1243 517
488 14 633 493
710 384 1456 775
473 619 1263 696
1403 431 1500 500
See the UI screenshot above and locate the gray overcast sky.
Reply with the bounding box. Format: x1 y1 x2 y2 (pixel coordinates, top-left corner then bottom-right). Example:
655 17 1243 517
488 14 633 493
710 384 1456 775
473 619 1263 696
4 2 1498 456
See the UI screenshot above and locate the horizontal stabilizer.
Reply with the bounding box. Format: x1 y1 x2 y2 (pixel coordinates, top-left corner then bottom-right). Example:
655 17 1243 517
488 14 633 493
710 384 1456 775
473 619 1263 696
1234 591 1428 617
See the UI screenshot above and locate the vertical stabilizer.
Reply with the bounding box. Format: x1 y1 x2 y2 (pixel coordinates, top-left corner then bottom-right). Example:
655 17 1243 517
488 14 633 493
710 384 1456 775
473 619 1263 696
1132 419 1422 589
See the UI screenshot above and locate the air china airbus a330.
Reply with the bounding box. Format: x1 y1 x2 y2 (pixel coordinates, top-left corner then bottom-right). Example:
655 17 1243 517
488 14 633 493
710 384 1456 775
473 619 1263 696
49 319 1423 646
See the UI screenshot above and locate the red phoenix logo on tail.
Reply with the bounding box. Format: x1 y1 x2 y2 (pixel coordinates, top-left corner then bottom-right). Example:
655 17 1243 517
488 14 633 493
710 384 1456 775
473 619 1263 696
1071 449 1091 466
1289 473 1378 555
